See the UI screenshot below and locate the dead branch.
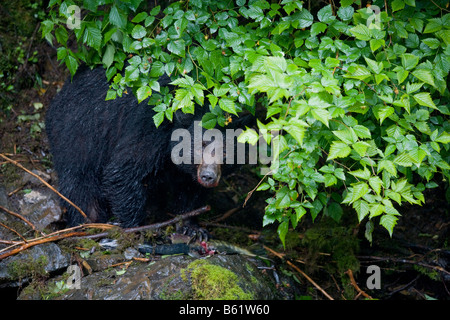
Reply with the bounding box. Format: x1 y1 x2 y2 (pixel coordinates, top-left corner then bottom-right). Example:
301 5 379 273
0 153 90 222
212 207 240 223
0 206 211 260
243 170 272 207
358 255 450 277
0 204 45 236
0 231 87 260
77 205 211 240
345 269 373 300
0 222 28 242
263 245 335 300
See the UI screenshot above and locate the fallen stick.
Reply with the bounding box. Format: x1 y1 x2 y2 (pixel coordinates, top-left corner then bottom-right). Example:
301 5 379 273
0 231 87 260
345 269 373 300
0 204 45 236
77 205 211 240
0 206 211 260
0 153 89 222
263 245 335 300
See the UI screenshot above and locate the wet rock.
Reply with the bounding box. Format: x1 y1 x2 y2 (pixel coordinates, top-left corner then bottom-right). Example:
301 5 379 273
17 189 62 231
0 243 71 288
20 169 51 186
20 254 282 300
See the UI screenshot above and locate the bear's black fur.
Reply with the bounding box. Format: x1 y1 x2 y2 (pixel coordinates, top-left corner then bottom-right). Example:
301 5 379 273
45 66 238 228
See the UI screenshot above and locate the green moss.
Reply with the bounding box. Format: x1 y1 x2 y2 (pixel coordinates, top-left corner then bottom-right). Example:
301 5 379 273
183 260 253 300
7 255 48 281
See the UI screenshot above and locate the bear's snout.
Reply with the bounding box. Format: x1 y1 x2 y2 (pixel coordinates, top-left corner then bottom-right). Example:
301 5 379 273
197 164 221 188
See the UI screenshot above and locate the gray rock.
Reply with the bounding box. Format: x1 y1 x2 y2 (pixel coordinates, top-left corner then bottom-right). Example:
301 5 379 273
0 243 71 288
20 254 282 300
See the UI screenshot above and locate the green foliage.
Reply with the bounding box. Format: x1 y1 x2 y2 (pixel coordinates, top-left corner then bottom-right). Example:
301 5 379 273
42 0 449 245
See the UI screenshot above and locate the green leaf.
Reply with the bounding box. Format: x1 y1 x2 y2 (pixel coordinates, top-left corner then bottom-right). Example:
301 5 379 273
424 18 443 33
310 22 327 37
337 6 354 21
435 131 450 144
65 55 78 76
284 122 306 146
131 24 147 39
311 108 330 127
345 65 372 81
369 176 383 195
298 9 314 28
350 182 370 204
277 220 289 248
167 39 186 57
136 85 151 103
105 89 116 101
364 57 383 74
413 92 437 109
174 88 194 111
377 159 397 176
207 94 218 108
353 125 371 139
380 214 398 237
102 44 115 68
327 141 351 160
369 203 385 219
349 167 371 180
352 141 370 157
386 189 402 205
411 69 435 88
201 113 217 129
396 68 409 84
401 53 419 71
109 5 127 29
327 202 343 222
55 27 68 45
349 24 371 41
238 128 259 145
376 106 395 124
333 128 358 144
370 39 385 52
153 111 164 128
324 173 337 187
317 5 334 24
391 0 405 12
132 12 148 23
393 152 413 167
219 98 238 116
83 27 102 50
353 199 370 222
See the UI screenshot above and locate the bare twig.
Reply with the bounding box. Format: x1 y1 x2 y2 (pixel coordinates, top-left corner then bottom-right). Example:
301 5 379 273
0 206 211 260
264 245 335 300
0 222 28 243
345 269 373 299
0 153 90 222
243 170 272 207
0 231 87 260
78 205 211 240
0 204 45 236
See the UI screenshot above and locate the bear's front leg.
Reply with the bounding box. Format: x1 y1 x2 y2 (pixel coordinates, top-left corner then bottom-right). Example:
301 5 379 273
102 162 148 227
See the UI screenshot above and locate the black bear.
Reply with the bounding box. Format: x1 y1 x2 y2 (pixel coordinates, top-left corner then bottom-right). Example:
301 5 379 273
45 66 244 232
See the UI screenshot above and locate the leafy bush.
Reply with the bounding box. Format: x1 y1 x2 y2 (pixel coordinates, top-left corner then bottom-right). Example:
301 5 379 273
41 0 449 245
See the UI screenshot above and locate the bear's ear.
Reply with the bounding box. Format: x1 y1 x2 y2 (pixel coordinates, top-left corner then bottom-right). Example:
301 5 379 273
174 109 195 127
